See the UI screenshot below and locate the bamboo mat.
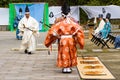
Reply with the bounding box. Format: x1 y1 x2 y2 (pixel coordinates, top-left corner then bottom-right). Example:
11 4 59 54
77 56 115 79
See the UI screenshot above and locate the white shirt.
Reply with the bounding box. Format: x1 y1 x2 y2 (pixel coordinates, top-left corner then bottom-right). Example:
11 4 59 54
95 19 105 34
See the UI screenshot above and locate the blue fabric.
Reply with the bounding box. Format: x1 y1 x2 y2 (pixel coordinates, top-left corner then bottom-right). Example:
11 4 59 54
100 22 111 39
114 36 120 48
14 3 45 30
14 14 23 40
16 29 22 40
14 14 24 28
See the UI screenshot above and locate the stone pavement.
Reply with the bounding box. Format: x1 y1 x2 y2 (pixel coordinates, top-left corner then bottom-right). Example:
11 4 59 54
0 51 80 80
0 31 120 80
0 31 80 80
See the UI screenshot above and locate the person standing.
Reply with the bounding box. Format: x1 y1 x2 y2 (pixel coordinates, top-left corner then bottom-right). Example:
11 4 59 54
44 3 84 73
14 8 24 40
18 6 39 54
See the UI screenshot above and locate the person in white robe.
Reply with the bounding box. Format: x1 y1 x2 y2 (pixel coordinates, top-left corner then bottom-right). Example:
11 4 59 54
94 14 105 34
18 6 39 54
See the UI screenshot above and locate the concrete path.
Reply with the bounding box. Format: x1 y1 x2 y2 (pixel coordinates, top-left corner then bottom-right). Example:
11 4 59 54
0 31 120 80
0 31 80 80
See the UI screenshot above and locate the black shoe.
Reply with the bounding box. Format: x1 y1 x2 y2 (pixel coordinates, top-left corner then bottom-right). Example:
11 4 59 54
28 52 32 55
24 49 28 54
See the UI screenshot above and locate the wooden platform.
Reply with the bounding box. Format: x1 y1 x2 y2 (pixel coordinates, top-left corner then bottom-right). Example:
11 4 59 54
77 56 115 80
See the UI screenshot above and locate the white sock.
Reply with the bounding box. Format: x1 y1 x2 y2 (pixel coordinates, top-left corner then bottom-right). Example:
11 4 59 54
63 68 67 72
66 68 72 72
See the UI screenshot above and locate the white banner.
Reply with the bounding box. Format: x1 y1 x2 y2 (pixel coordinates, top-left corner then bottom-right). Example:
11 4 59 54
49 6 80 24
1 5 120 25
0 8 9 25
80 5 120 19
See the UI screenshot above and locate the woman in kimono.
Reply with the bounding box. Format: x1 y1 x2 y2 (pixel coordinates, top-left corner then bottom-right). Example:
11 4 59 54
100 13 111 39
18 6 39 54
44 3 84 73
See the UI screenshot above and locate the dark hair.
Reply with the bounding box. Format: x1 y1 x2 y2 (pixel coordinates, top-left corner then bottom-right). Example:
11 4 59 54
98 14 103 18
61 3 70 15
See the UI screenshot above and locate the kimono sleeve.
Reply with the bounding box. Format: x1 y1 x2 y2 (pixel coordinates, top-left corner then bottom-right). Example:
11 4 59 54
31 18 39 31
44 25 58 47
76 26 84 49
18 18 24 31
107 23 111 33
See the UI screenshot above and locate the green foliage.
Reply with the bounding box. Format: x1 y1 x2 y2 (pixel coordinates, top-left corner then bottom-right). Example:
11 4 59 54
87 0 101 6
1 0 120 7
80 8 88 24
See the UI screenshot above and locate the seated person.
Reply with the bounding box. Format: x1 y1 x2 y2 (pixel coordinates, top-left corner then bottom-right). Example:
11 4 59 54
114 36 120 49
94 14 105 35
99 13 111 39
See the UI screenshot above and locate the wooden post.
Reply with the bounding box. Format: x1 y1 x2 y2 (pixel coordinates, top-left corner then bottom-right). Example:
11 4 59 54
88 25 94 39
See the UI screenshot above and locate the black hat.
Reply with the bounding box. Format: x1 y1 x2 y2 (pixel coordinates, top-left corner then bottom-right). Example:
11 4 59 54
61 2 70 15
19 8 22 12
25 5 29 13
98 14 103 18
106 13 111 19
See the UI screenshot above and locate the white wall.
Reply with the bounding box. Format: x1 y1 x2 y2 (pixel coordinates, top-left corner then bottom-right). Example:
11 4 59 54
0 8 9 25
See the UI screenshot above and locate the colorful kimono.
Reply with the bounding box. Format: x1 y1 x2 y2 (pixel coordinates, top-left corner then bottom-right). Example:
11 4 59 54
44 17 84 68
100 21 111 39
